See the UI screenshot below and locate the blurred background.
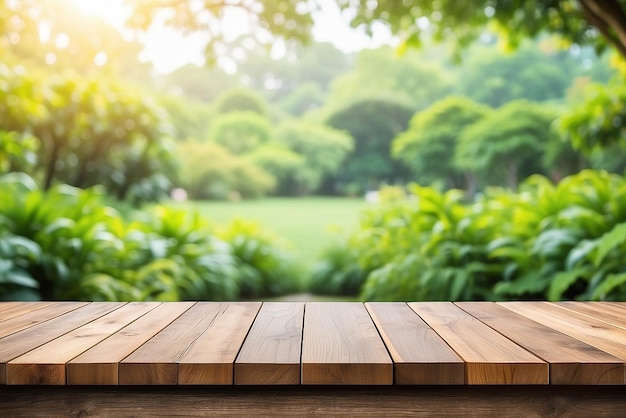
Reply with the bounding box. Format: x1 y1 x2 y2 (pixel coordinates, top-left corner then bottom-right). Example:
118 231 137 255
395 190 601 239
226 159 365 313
2 0 626 303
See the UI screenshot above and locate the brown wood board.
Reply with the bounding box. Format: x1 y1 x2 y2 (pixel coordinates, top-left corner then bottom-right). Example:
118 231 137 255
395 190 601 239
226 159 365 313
500 302 626 362
556 302 626 330
177 302 262 385
457 302 624 385
7 302 157 385
0 302 87 339
0 302 56 322
365 302 464 385
301 302 392 385
67 302 195 385
235 302 304 385
0 302 125 385
408 302 548 384
119 302 226 385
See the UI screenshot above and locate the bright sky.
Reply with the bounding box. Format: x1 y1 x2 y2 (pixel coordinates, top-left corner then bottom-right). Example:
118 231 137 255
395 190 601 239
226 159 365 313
70 0 392 74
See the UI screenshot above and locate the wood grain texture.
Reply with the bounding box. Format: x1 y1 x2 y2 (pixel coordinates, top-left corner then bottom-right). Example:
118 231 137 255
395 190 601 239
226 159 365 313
0 302 87 339
365 302 464 385
7 302 157 385
178 302 261 385
556 302 626 330
0 302 125 385
457 302 624 385
119 302 224 385
0 302 56 322
500 302 626 362
301 302 392 385
235 302 304 385
2 386 626 417
67 302 195 385
409 302 547 385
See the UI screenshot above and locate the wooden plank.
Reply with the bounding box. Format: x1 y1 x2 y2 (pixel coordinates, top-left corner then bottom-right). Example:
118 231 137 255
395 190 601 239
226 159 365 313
0 302 87 339
457 302 624 385
500 302 626 362
0 302 124 385
556 302 626 330
3 386 626 417
119 302 226 385
301 302 392 385
67 302 195 385
0 302 57 322
408 302 547 385
178 302 262 385
235 302 303 385
365 302 464 385
7 302 157 385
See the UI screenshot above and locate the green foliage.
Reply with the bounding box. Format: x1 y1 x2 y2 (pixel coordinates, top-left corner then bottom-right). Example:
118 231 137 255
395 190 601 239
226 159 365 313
207 111 272 155
392 96 491 189
558 72 626 153
216 220 301 298
213 87 270 117
317 170 626 301
0 63 176 202
456 100 559 189
272 121 354 195
0 173 297 301
325 98 415 194
177 141 275 200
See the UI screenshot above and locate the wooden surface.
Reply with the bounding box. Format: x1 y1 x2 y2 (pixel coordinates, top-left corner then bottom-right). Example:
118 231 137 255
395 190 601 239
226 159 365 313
2 386 626 417
301 302 392 384
409 302 548 384
235 302 304 385
1 301 626 386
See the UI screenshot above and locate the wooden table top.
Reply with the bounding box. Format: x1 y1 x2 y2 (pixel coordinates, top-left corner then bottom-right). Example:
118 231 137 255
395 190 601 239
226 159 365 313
0 301 624 386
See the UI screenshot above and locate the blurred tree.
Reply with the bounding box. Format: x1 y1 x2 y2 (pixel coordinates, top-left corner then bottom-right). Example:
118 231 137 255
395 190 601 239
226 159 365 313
327 47 454 111
159 64 238 103
207 111 272 155
178 141 275 199
458 41 578 107
325 98 414 194
271 121 354 195
1 0 151 80
277 82 327 116
344 1 626 62
0 64 176 201
213 87 270 117
155 93 215 141
456 100 559 189
558 71 626 153
392 96 491 191
247 144 305 196
125 0 315 64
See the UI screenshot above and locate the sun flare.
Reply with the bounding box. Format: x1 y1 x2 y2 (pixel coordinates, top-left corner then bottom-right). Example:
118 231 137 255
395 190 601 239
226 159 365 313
69 0 129 28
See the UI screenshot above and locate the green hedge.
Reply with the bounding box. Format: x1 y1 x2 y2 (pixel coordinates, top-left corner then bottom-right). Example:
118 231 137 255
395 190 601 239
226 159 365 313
0 173 298 301
312 170 626 301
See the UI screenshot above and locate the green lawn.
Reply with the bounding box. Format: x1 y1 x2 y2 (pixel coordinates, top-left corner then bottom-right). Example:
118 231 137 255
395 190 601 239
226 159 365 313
166 198 370 266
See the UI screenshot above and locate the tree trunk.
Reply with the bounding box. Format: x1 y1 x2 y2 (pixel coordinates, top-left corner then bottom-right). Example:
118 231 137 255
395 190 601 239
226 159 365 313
579 0 626 60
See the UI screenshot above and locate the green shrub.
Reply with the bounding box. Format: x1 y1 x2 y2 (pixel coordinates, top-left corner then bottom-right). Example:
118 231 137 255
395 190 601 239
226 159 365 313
0 173 297 301
318 170 626 301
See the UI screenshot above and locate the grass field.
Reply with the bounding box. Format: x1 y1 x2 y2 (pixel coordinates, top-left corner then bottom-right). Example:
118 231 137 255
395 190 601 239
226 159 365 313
166 198 370 266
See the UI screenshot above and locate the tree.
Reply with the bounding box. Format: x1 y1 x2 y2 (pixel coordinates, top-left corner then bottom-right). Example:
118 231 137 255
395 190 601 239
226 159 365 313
456 100 559 190
125 0 315 64
327 47 454 111
213 87 270 117
392 97 491 191
0 64 176 201
326 98 414 194
272 121 354 195
206 111 272 155
178 141 275 199
344 1 626 62
124 1 626 63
